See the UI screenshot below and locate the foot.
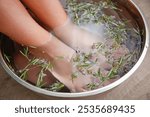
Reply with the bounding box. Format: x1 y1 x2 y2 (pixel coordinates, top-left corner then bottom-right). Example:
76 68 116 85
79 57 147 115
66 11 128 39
53 18 105 52
29 34 92 92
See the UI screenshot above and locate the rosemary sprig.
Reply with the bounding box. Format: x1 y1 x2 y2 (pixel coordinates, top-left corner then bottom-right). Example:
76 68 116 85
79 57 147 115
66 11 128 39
41 61 53 71
93 68 107 82
71 72 78 80
48 81 65 92
36 68 47 87
19 47 30 61
107 57 123 78
86 83 99 90
92 42 104 50
19 69 29 80
4 53 15 72
133 28 141 35
4 54 11 63
18 54 53 87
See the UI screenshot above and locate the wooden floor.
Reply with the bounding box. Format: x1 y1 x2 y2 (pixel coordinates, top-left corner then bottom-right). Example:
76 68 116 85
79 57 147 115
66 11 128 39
0 0 150 100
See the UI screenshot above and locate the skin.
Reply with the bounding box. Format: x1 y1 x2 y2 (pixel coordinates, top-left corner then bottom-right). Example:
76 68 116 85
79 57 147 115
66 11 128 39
0 0 92 92
21 0 102 52
0 0 67 47
0 0 50 46
22 0 67 29
0 0 75 90
0 0 73 57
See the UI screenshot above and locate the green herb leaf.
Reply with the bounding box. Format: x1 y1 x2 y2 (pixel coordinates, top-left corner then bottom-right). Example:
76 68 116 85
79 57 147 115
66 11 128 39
48 81 65 92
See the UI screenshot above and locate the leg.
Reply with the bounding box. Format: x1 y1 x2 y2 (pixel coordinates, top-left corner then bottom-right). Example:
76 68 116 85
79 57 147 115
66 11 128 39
0 0 50 47
22 0 103 51
22 0 67 29
0 0 73 58
0 0 93 92
0 0 76 91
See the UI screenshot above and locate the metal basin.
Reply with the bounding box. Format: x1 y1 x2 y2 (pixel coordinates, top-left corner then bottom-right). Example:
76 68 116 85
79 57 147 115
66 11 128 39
0 0 149 97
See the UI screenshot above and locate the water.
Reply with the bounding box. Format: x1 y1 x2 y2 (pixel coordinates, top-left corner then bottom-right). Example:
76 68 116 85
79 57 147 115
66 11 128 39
1 0 143 92
61 0 143 90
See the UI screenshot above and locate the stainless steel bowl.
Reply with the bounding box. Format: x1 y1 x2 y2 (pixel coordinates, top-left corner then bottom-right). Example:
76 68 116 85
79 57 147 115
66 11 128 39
0 0 149 97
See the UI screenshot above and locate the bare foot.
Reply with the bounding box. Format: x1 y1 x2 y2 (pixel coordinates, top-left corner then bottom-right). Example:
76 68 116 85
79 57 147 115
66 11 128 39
29 34 93 92
53 18 105 52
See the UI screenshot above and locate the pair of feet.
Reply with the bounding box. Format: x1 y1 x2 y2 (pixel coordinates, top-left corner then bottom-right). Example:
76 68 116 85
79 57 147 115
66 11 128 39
31 19 104 92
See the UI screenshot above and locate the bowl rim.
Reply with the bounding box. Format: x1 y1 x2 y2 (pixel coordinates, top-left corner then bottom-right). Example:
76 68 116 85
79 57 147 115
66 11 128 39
0 0 149 98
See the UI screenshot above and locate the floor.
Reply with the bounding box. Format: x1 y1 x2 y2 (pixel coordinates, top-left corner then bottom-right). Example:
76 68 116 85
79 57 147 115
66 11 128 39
0 0 150 100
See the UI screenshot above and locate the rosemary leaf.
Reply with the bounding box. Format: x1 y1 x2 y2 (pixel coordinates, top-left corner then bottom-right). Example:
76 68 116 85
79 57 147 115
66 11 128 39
86 83 98 90
4 54 11 63
19 47 30 60
19 69 29 80
71 72 78 80
49 81 65 92
36 69 47 87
